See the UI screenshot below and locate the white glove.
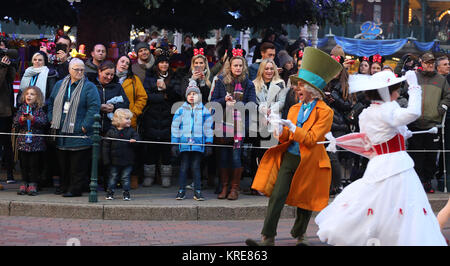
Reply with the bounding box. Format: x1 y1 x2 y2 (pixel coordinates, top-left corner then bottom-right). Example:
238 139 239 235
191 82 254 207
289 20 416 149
280 119 297 133
268 113 280 122
405 70 418 88
324 132 337 153
273 122 283 136
267 113 282 134
405 130 413 139
428 127 438 134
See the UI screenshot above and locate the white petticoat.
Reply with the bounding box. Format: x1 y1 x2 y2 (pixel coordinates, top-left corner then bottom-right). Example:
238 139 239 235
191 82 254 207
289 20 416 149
315 159 447 246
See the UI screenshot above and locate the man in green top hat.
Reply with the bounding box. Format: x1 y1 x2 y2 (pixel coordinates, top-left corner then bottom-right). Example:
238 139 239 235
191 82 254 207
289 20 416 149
246 47 342 246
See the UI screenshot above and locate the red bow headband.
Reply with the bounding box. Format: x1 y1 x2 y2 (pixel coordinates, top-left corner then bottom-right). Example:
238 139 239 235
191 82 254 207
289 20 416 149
331 55 342 63
298 50 304 59
372 54 382 63
232 48 243 57
40 40 56 53
361 56 369 62
193 48 204 56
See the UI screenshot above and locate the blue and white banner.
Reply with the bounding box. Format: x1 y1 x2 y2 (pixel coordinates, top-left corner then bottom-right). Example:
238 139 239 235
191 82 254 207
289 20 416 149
334 36 408 56
413 41 436 52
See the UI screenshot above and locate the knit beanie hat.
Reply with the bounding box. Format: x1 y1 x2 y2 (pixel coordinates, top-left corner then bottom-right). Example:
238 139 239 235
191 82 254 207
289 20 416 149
185 80 201 99
277 50 293 68
155 54 169 65
135 42 150 53
154 48 171 65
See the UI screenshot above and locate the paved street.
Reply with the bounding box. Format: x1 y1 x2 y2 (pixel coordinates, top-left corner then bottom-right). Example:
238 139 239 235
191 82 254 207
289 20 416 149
0 215 448 246
0 215 324 246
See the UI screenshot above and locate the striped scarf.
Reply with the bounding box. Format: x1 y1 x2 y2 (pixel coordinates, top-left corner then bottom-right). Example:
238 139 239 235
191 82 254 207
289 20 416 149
51 76 85 133
223 82 244 149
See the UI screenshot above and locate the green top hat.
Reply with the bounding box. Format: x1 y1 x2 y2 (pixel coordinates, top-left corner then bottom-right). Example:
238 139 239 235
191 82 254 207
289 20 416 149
297 47 343 97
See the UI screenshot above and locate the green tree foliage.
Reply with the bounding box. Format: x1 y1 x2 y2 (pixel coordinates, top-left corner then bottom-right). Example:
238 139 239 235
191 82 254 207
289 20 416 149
1 0 351 36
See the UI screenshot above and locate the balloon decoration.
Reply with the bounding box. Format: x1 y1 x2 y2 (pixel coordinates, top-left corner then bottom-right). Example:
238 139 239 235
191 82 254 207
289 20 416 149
128 51 137 60
70 44 87 59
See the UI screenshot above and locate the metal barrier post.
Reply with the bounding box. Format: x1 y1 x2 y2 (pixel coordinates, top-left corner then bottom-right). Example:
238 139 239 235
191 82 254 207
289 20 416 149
442 111 448 193
89 114 101 203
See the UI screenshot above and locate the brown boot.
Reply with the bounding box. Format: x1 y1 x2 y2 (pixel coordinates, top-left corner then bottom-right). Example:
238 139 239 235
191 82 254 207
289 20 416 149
130 175 139 189
217 168 230 199
227 167 243 200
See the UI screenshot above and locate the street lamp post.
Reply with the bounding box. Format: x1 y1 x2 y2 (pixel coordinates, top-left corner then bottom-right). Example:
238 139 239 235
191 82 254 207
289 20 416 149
89 114 101 203
310 24 319 48
400 0 405 38
300 25 308 41
421 0 426 42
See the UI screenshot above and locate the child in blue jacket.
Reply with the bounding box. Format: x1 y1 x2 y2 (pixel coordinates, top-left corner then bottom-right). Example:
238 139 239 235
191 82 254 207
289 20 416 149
171 80 213 200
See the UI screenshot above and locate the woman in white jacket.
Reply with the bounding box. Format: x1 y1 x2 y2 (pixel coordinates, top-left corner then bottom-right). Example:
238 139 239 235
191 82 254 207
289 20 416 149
315 70 447 246
248 59 288 195
253 59 287 135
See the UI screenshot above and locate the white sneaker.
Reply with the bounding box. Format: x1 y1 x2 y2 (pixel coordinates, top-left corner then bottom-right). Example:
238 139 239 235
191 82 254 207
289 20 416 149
143 177 154 187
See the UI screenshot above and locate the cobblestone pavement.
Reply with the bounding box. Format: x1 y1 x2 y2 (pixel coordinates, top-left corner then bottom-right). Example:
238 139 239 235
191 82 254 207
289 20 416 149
0 215 324 246
0 215 448 246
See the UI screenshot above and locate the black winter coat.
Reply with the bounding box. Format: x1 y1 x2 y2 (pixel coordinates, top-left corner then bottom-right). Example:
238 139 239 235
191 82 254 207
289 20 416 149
141 69 181 141
323 79 352 137
92 78 130 135
53 60 70 81
102 127 140 166
282 88 298 119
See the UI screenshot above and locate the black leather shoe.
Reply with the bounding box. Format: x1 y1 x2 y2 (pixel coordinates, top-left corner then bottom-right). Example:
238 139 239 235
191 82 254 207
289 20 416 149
62 192 81 197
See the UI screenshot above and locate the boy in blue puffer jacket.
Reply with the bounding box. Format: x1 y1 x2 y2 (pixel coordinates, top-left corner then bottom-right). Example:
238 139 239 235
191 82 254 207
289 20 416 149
171 80 214 201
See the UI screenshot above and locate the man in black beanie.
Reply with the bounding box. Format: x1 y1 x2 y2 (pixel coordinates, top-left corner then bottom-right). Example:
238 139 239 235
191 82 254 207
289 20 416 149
132 42 155 83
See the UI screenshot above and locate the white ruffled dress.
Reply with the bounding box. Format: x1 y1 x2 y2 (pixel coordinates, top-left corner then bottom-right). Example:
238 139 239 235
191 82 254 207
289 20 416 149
315 86 447 246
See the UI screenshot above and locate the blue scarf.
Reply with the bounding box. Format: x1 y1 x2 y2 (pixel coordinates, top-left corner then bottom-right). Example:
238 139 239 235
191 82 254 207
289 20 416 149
287 99 318 156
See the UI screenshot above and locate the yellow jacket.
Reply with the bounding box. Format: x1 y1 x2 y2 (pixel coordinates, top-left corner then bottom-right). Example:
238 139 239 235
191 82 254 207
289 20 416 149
121 75 148 129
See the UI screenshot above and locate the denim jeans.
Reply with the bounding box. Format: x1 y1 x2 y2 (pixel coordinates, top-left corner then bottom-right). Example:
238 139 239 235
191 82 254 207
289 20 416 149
219 147 242 168
178 151 203 191
107 165 133 192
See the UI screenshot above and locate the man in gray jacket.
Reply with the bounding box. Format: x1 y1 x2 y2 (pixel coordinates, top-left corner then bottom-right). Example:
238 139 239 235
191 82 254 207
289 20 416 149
407 52 450 193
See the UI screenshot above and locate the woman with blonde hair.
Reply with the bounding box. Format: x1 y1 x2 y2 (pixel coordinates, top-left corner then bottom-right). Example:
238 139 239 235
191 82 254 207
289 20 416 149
211 49 256 200
20 51 57 103
180 50 211 104
252 59 287 191
253 58 287 123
